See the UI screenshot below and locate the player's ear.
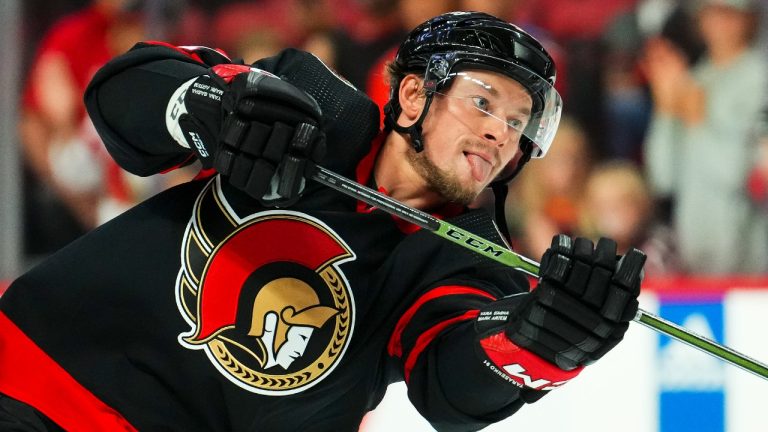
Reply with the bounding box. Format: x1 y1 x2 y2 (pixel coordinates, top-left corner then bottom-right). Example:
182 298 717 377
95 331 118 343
397 74 426 126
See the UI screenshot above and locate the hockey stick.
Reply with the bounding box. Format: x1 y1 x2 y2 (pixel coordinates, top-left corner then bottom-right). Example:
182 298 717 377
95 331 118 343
312 165 768 381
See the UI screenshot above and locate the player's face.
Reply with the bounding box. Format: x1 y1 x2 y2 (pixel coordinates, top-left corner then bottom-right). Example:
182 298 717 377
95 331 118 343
411 70 532 204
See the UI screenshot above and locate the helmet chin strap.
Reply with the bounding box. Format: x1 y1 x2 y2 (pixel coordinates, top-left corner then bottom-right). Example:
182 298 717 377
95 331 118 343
491 182 512 241
491 139 534 186
383 93 435 153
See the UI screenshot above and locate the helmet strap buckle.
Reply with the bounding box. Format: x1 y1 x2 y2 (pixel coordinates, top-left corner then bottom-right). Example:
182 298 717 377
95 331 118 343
384 93 435 153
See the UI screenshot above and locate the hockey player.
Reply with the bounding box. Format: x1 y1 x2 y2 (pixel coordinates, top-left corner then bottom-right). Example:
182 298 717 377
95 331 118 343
0 12 645 432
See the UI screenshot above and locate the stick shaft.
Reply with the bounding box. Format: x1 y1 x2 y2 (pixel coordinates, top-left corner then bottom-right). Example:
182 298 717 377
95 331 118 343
312 166 768 380
634 309 768 380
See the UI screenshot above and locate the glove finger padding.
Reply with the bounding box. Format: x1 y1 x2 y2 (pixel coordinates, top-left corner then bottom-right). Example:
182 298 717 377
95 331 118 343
605 249 645 321
236 96 320 126
506 235 646 370
275 123 326 200
229 70 323 120
215 68 325 207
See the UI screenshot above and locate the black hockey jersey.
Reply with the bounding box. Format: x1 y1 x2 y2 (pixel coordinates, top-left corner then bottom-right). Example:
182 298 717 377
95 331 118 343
0 44 531 432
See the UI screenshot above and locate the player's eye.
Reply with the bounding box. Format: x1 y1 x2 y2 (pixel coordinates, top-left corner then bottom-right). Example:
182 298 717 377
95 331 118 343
471 96 490 112
507 118 524 130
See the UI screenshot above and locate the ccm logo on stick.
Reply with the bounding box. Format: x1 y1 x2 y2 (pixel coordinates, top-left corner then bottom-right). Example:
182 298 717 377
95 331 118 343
445 229 505 257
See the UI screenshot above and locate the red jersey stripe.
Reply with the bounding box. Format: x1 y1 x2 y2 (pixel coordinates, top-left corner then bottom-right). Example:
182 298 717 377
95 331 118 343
388 286 496 357
403 310 480 382
0 312 137 431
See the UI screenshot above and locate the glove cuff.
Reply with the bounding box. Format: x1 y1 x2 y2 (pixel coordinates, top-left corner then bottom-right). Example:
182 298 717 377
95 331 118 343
165 76 198 151
479 331 584 391
166 74 227 168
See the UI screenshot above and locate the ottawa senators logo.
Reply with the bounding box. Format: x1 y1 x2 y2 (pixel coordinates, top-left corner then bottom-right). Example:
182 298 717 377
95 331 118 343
175 177 356 395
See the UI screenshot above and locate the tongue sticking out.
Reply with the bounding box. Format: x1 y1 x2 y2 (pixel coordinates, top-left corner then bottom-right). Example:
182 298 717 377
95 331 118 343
466 153 492 182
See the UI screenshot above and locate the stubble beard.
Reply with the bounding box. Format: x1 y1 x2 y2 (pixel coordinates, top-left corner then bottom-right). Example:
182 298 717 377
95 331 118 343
406 149 478 206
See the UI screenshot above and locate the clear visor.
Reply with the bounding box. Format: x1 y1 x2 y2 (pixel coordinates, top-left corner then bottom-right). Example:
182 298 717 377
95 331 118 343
425 68 562 160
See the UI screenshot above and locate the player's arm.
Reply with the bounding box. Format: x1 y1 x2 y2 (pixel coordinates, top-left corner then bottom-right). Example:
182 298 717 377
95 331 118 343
392 234 645 431
85 43 326 207
84 43 229 175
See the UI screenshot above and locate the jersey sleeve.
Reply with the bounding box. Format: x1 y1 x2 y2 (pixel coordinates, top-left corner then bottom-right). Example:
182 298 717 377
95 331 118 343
383 211 541 431
84 42 234 176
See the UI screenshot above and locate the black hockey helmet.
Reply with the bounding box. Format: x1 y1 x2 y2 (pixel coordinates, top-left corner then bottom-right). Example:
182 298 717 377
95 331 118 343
384 11 561 183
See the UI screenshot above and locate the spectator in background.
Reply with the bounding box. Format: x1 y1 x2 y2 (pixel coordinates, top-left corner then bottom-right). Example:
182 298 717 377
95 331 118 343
323 0 406 90
210 1 294 63
506 116 592 259
579 161 680 276
210 0 364 67
601 0 704 161
19 0 149 257
364 0 456 122
298 0 348 67
642 0 768 274
513 0 637 157
19 0 191 259
746 108 768 213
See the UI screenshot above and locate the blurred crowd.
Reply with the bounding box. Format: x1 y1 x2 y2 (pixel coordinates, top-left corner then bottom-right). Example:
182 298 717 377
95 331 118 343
17 0 768 276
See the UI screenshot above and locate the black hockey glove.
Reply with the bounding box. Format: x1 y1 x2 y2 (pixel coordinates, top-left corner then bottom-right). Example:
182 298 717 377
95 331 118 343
167 64 326 207
476 235 645 394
